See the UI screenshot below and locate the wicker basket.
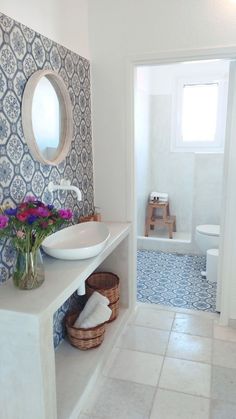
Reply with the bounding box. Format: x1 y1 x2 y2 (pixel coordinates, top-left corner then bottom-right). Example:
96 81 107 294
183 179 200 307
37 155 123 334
65 311 106 350
86 272 120 322
107 299 119 323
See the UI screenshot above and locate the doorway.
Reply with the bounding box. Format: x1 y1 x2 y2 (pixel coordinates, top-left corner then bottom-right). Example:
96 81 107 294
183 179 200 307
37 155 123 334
133 58 231 314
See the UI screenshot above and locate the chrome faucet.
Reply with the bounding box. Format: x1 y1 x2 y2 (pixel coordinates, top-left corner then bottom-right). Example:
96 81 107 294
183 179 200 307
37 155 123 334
48 179 82 201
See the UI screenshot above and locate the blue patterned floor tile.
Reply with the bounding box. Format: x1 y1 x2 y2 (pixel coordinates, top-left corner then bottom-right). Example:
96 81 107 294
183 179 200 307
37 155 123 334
137 250 216 313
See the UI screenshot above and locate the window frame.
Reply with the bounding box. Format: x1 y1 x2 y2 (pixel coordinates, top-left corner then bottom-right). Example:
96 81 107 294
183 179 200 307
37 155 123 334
171 75 228 153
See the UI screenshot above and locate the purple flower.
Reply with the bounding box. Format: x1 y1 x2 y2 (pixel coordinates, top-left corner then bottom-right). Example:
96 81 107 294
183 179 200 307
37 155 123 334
0 215 9 229
58 209 73 220
4 207 17 216
36 207 50 217
27 215 38 224
47 204 54 211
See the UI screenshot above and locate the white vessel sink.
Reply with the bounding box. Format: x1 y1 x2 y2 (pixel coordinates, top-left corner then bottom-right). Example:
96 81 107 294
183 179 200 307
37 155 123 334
42 222 110 260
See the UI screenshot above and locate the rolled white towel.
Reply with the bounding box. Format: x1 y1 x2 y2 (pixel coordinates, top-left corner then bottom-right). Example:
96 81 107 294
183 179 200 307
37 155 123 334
158 193 168 202
80 303 112 328
150 191 158 201
74 291 109 327
149 192 169 202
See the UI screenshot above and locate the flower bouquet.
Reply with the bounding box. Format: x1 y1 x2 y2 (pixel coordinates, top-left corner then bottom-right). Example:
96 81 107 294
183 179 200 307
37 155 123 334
0 196 73 290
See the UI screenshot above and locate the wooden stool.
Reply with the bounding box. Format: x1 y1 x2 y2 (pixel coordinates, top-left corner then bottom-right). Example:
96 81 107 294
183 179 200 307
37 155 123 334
145 202 176 239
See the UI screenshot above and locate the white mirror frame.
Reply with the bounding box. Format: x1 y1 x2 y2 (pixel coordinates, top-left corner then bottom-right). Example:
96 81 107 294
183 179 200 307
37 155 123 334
22 69 73 165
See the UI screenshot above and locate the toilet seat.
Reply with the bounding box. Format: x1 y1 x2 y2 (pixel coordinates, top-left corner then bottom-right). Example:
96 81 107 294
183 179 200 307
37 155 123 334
196 224 220 237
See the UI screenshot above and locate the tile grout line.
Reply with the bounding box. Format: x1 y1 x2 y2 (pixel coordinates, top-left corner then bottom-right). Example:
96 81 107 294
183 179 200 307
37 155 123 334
209 332 214 419
147 313 176 418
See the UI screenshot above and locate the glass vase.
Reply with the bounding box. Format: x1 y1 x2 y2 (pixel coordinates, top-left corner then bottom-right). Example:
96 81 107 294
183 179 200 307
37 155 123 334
13 248 45 290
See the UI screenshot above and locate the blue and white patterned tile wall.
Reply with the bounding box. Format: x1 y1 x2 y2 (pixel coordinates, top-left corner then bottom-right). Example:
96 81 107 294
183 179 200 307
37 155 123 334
0 12 94 347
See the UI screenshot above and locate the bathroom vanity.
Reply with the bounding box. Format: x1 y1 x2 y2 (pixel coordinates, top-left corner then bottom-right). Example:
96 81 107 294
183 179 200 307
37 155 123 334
0 222 134 419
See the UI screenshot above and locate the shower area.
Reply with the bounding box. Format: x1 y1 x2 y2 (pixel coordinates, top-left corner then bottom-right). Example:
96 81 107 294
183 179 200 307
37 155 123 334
135 60 229 312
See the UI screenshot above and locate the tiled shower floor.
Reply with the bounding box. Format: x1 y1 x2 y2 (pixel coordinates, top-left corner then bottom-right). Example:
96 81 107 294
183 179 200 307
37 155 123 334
137 250 217 312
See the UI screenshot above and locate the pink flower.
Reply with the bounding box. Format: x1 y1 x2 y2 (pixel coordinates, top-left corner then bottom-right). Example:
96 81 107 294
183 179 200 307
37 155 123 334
0 215 9 229
58 209 73 220
16 230 25 239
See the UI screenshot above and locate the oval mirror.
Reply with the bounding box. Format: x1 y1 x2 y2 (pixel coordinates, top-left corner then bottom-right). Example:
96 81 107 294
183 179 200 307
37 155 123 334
22 70 73 165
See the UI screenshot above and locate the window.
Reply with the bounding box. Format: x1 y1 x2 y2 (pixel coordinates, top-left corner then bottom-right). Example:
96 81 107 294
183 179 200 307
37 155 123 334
171 76 228 152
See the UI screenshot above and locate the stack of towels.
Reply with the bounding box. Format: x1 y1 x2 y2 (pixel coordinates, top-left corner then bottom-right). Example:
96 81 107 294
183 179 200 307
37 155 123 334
149 192 169 202
74 291 112 328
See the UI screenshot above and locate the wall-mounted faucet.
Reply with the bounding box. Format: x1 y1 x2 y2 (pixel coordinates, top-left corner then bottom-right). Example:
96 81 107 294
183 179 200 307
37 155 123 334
48 179 82 201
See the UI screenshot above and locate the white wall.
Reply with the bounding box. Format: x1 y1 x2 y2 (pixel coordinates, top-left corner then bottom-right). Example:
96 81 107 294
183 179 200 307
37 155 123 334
88 0 236 221
149 94 195 235
192 153 224 230
88 0 236 319
0 0 90 58
136 61 227 243
141 61 230 95
135 87 150 236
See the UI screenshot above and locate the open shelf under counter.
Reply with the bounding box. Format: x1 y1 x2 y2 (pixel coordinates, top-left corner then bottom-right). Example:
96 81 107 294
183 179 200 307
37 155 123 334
0 222 131 318
0 221 135 419
56 307 130 419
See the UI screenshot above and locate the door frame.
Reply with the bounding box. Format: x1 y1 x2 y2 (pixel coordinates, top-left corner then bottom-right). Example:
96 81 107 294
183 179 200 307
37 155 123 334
126 46 236 324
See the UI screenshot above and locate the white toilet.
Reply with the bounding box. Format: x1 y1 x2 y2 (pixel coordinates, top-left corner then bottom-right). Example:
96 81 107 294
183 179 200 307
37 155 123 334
196 224 220 281
195 224 220 253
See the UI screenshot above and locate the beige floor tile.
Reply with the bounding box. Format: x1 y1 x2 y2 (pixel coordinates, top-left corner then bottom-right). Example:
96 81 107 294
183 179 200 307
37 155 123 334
136 304 219 319
102 347 120 376
150 389 210 419
175 309 218 320
214 324 236 342
106 348 163 386
137 302 178 314
134 307 174 330
211 399 236 419
167 332 212 363
159 357 211 397
173 313 213 337
212 365 236 403
229 319 236 328
88 377 155 419
213 339 236 369
117 324 170 355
